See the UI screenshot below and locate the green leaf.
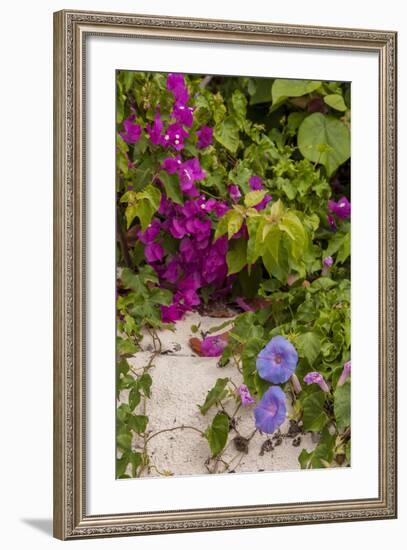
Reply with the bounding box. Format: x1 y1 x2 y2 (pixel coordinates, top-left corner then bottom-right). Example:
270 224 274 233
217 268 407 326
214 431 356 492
334 380 350 430
214 117 240 153
138 373 153 398
116 454 129 477
325 229 350 264
199 378 229 415
159 171 183 205
125 200 154 230
205 412 230 456
117 337 138 356
128 451 142 477
138 184 162 211
279 212 306 260
249 78 273 105
226 238 247 275
302 389 328 432
244 190 267 208
228 163 252 192
117 432 132 450
298 428 335 469
296 332 321 365
128 414 148 434
214 213 229 240
227 210 244 239
231 90 248 127
298 113 350 177
129 387 141 410
272 79 321 105
324 94 347 112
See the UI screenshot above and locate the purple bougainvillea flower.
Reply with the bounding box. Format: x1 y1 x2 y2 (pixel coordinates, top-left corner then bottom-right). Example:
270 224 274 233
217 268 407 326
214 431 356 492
179 158 206 196
172 102 194 127
144 242 164 263
213 201 229 218
337 360 351 387
169 217 187 239
162 258 181 283
146 110 164 145
202 236 228 285
179 238 196 263
200 335 227 357
256 335 298 384
196 126 213 149
255 194 273 211
327 214 337 231
228 184 242 202
323 256 334 267
178 271 202 293
120 116 142 144
162 123 189 151
304 372 330 392
137 219 161 244
328 196 351 220
166 73 189 104
238 384 255 406
161 155 182 174
249 175 264 191
254 386 287 434
161 303 185 323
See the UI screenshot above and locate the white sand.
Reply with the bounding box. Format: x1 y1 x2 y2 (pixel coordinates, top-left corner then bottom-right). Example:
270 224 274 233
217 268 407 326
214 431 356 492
119 312 317 477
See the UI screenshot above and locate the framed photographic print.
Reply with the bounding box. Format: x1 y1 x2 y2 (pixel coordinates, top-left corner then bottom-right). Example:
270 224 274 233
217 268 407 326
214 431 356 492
53 9 397 540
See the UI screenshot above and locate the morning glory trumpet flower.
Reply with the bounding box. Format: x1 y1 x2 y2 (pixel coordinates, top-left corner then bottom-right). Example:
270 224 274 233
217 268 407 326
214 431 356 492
256 336 298 384
254 386 287 434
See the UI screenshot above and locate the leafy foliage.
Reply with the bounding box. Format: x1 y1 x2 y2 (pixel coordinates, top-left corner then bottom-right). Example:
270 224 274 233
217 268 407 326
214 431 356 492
116 70 351 476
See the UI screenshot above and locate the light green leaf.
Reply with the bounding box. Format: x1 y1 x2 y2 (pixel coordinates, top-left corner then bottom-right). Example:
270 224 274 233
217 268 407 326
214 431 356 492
226 238 247 275
296 332 321 365
138 373 153 398
302 390 328 432
128 414 148 434
298 113 350 176
298 428 335 469
205 412 230 456
334 380 351 431
214 117 240 153
227 210 244 239
159 171 183 205
324 93 347 112
117 432 132 450
272 79 322 105
138 184 162 211
244 190 267 208
199 378 229 415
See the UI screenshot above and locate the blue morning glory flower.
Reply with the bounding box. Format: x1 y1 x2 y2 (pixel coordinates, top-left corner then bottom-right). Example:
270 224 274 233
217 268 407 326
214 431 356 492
256 335 298 384
254 386 286 434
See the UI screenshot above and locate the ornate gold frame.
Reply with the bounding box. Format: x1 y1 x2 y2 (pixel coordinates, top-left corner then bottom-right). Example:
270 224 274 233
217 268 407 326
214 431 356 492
53 9 397 540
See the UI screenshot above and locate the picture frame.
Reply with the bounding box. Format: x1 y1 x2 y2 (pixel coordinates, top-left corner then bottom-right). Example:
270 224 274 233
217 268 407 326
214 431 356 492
53 9 397 540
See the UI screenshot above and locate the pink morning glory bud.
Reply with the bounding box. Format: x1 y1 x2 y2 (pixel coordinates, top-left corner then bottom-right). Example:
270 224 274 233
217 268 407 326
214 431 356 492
304 372 330 392
337 360 351 387
290 373 302 394
238 384 255 407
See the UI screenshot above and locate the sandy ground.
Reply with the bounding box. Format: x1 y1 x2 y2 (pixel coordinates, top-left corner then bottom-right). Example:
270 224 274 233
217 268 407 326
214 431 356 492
119 312 317 477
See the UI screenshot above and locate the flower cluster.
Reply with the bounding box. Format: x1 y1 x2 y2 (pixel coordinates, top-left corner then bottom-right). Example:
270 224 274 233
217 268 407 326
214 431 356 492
252 336 299 434
327 196 351 230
